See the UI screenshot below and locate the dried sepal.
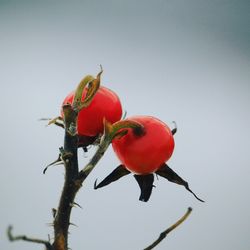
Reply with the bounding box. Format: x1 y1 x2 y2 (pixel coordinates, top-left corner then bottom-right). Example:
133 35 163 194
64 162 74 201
113 129 128 139
72 75 95 111
94 165 130 189
134 174 154 202
78 66 103 110
156 163 204 202
73 67 103 112
105 119 145 141
112 119 144 135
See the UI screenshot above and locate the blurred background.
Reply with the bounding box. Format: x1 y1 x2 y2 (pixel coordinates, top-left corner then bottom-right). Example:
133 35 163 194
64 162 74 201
0 0 249 249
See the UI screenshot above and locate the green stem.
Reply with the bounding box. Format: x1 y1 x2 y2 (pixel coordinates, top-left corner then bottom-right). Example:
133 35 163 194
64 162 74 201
78 136 111 180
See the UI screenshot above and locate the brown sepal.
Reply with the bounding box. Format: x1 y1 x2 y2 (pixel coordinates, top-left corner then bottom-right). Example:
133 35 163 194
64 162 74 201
156 163 204 202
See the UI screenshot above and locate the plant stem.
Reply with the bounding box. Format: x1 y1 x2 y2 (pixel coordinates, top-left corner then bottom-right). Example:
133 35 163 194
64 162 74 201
51 107 113 250
7 226 53 250
52 106 80 250
52 131 80 250
79 137 110 179
144 207 192 250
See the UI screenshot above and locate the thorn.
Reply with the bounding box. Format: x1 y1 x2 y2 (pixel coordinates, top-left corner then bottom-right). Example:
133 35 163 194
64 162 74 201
47 116 63 125
46 223 54 227
43 155 63 174
73 202 83 209
94 179 98 189
122 110 127 119
70 223 77 227
52 208 57 218
171 121 177 135
42 116 64 128
38 118 52 121
99 64 103 72
69 202 83 209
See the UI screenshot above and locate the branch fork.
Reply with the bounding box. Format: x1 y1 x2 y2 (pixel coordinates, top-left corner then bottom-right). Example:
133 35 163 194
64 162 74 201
51 68 144 250
8 67 195 250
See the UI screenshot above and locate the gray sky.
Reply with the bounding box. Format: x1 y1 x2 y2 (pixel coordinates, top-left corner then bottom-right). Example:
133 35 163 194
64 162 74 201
1 0 250 249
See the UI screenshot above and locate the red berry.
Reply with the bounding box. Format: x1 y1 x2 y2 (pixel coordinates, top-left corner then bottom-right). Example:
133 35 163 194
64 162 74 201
112 116 174 174
62 86 122 136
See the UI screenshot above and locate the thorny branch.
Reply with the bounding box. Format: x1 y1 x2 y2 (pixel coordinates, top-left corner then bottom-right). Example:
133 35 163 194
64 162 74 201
50 69 144 250
52 70 103 250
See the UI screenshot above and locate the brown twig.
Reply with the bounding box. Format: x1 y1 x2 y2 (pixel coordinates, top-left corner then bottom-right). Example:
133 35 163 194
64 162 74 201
7 225 53 250
144 207 193 250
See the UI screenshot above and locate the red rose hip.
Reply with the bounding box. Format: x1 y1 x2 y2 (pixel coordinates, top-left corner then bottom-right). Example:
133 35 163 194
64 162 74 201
62 86 122 137
95 115 203 202
112 115 175 174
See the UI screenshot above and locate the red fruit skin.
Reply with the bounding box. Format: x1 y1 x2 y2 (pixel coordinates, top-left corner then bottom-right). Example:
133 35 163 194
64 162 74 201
112 116 175 175
62 86 122 136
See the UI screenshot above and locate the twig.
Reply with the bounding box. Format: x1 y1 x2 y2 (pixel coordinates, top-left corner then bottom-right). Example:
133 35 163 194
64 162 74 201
78 135 111 180
7 225 53 250
144 207 193 250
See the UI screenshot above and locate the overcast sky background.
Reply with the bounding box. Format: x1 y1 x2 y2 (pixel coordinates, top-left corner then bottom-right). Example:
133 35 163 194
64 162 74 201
0 1 250 250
